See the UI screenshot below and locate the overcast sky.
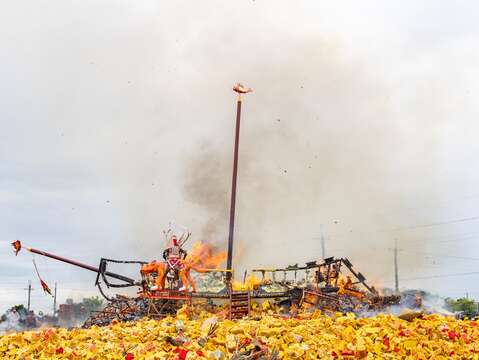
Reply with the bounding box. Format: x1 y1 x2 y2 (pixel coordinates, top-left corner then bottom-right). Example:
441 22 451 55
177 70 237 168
1 1 479 314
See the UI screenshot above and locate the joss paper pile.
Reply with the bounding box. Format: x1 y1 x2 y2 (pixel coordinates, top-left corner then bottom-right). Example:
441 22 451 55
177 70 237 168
1 305 479 359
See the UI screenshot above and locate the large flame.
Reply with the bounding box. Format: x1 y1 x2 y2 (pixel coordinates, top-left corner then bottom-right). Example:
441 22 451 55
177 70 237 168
185 241 226 269
232 274 262 291
337 275 365 299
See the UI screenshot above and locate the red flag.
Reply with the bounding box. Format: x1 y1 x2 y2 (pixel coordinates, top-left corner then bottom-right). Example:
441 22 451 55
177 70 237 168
33 259 53 296
40 279 53 296
11 240 22 256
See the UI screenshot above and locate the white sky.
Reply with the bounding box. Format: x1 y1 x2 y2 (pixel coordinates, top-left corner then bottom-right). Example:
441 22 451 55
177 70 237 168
1 0 479 314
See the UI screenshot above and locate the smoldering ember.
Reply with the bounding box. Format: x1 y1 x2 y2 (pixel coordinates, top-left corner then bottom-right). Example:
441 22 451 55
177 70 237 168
2 2 479 359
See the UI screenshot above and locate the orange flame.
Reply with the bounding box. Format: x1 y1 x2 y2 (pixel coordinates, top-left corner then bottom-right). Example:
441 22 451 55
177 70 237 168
232 274 262 291
185 242 226 269
338 275 365 299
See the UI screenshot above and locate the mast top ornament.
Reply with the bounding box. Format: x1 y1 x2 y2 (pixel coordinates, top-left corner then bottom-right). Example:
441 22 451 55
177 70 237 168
232 83 253 101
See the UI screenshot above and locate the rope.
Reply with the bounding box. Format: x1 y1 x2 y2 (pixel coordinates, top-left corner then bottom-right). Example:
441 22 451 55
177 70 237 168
99 258 142 288
32 258 53 296
101 271 136 288
32 258 42 281
101 258 148 265
96 281 114 301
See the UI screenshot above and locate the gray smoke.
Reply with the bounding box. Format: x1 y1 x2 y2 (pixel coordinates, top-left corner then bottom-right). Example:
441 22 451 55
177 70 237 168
2 1 479 315
179 35 435 277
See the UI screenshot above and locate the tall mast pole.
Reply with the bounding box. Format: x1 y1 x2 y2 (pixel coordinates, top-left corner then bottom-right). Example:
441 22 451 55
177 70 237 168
320 224 326 260
226 83 252 281
394 239 399 293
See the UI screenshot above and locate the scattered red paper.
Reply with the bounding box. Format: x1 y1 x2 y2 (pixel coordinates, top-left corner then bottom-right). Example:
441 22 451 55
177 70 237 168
55 347 64 354
42 328 55 342
461 333 471 343
383 336 390 351
125 353 134 360
173 347 189 360
448 331 458 340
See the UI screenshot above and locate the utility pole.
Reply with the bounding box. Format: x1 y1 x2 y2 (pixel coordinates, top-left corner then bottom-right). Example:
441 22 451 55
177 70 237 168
320 224 326 260
53 282 57 315
226 83 252 281
24 281 34 312
394 239 399 293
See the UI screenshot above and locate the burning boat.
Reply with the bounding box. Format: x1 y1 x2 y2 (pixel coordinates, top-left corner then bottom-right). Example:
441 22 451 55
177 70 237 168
9 85 415 328
11 228 407 328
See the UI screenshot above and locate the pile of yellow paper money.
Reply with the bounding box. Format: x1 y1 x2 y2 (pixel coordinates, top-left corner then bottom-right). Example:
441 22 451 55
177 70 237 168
1 306 478 359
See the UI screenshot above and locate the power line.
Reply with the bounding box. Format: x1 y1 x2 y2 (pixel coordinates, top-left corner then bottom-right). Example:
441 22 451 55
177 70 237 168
399 249 479 262
394 239 399 293
326 246 479 263
397 231 479 245
385 216 479 232
401 271 479 281
378 192 479 219
316 215 479 242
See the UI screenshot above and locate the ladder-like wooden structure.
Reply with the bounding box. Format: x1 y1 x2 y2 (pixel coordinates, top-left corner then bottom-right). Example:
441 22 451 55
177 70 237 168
229 291 251 320
145 290 192 319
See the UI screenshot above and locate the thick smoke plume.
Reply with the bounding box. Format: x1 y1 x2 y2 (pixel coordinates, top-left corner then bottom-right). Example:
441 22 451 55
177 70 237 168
3 2 479 312
179 35 443 279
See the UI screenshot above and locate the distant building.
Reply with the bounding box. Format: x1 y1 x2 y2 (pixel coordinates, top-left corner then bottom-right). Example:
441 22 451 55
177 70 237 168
57 299 87 327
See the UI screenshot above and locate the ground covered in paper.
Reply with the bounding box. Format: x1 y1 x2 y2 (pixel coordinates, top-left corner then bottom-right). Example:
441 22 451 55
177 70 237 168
1 304 479 359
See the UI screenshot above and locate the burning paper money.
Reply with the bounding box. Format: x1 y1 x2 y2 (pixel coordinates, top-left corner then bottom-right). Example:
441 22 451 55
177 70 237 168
1 308 478 358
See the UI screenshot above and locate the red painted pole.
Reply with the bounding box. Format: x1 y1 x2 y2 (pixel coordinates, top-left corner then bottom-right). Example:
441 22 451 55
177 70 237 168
226 95 242 281
26 247 136 284
28 247 98 272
